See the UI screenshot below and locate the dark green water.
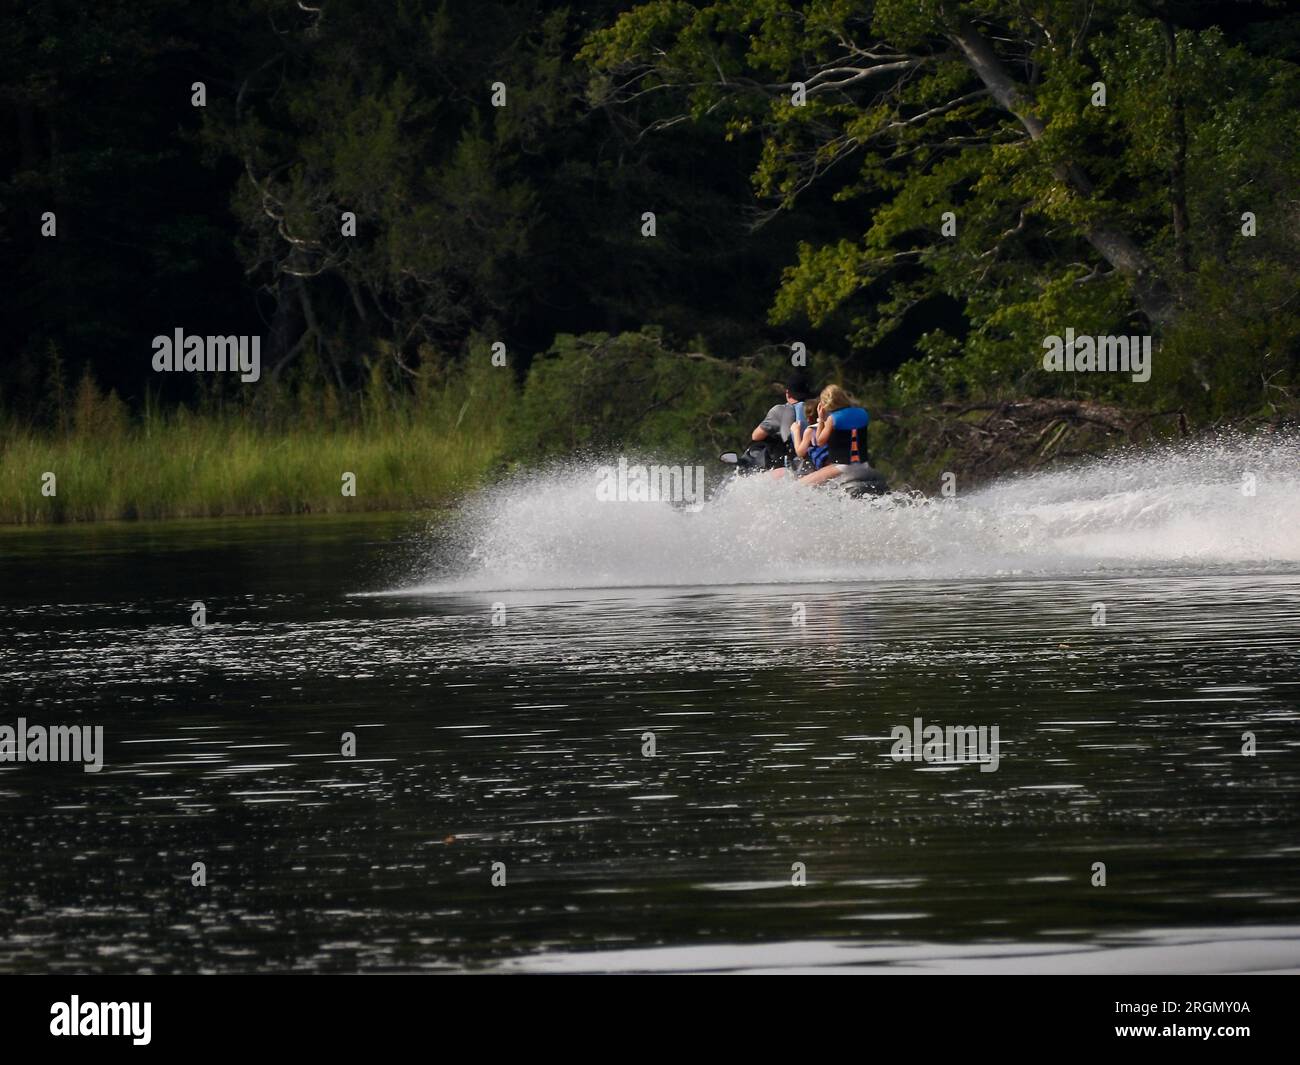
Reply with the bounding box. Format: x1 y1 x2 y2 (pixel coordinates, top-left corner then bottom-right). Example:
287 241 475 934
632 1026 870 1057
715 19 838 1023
1 512 1298 973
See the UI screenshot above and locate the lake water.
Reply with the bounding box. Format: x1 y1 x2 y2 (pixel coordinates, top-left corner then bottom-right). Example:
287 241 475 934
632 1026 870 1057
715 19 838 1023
2 435 1299 973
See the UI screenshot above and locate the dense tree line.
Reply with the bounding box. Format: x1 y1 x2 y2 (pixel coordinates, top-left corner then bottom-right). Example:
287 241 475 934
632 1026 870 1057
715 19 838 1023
2 0 1297 427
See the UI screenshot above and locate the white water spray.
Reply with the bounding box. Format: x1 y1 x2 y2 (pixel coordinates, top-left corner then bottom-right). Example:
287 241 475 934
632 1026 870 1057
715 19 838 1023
413 433 1300 591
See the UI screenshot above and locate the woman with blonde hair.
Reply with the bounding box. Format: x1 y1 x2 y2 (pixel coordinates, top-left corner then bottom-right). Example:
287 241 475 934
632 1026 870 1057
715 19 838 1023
798 384 871 486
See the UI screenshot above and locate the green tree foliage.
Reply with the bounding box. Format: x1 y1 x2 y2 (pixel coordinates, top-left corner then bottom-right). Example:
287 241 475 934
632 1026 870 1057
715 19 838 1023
582 0 1300 417
516 328 783 460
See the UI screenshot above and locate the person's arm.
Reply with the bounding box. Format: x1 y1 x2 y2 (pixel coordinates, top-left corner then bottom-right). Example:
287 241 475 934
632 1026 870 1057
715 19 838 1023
792 421 813 458
816 411 834 445
753 404 778 441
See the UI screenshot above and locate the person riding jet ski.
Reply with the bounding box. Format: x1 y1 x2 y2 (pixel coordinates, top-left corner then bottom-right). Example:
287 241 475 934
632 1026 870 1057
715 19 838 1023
790 399 829 474
751 370 818 470
797 385 884 494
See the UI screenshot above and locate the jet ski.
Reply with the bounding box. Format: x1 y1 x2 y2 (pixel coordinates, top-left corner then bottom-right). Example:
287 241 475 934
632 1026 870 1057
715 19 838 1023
718 440 890 498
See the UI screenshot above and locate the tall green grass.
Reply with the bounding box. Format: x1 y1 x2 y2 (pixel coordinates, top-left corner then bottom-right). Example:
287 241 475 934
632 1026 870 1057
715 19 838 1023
0 351 513 524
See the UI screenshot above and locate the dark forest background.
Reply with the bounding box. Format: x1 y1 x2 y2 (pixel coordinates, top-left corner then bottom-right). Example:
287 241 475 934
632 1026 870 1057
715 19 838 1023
3 1 863 405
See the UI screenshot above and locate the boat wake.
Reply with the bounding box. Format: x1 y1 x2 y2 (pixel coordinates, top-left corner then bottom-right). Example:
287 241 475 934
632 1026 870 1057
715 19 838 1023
404 431 1300 591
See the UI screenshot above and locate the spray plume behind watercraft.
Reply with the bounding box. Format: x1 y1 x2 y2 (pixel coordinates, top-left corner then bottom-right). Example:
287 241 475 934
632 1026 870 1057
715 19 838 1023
407 432 1300 592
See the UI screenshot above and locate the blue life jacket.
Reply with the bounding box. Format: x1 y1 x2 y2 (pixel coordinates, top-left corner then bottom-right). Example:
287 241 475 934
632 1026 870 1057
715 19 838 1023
825 406 869 465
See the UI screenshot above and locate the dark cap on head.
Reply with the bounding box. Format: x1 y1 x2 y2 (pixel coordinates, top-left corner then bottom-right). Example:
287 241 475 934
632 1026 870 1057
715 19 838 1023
785 369 816 401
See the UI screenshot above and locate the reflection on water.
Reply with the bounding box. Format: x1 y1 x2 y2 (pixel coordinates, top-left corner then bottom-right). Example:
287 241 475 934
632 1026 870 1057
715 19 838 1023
1 508 1298 973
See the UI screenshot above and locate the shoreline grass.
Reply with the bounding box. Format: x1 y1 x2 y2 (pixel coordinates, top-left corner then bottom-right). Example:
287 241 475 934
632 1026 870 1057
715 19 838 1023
0 369 515 524
0 418 504 524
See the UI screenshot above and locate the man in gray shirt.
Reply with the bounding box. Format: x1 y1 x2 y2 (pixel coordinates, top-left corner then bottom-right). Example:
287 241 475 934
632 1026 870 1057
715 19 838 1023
752 370 817 447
